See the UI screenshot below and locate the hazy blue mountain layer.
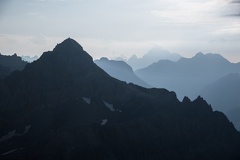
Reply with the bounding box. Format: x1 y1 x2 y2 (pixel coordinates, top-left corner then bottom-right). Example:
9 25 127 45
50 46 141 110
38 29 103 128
127 45 181 70
95 57 151 88
200 73 240 130
135 52 240 100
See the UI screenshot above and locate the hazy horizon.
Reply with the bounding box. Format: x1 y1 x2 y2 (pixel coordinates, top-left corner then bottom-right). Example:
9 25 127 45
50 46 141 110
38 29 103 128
0 0 240 62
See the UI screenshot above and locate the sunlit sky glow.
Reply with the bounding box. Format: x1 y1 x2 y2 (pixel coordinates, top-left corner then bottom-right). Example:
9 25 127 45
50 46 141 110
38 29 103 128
0 0 240 62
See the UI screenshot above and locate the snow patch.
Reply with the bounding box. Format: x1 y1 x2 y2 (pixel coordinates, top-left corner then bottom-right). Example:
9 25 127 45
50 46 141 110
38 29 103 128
103 101 122 112
0 130 16 142
22 125 31 134
103 101 115 111
82 97 91 104
1 148 24 156
0 125 31 142
101 119 108 125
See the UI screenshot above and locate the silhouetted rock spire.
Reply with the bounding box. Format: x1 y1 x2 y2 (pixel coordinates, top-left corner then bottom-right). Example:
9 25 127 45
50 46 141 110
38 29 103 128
54 38 83 51
52 38 92 64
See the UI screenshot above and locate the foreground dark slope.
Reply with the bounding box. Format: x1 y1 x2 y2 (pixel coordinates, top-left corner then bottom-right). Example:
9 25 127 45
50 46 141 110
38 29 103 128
0 38 239 160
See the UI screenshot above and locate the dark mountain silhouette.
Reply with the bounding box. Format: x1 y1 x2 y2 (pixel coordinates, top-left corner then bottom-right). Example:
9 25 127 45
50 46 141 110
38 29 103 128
0 65 11 79
0 53 28 78
95 57 151 88
135 52 240 100
200 73 240 131
0 38 239 160
127 45 181 70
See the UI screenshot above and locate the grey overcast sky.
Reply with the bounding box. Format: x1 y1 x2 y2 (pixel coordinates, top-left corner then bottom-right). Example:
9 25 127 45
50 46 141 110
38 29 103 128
0 0 240 62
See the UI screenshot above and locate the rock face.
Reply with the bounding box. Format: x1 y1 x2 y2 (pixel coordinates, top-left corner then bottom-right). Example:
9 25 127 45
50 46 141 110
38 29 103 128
0 53 28 78
0 38 239 160
95 57 151 88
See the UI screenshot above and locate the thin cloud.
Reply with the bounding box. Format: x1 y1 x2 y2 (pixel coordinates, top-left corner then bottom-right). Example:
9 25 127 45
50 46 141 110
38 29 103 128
231 0 240 3
226 13 240 16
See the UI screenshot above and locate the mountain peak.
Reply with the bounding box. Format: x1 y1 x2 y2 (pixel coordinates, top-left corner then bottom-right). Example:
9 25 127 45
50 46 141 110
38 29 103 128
194 52 204 57
53 38 83 53
100 57 109 61
191 52 229 63
50 38 93 64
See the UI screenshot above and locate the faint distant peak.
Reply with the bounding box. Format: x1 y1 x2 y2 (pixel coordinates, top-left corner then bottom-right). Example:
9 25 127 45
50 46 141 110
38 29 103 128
143 45 181 60
146 45 168 56
99 57 109 61
195 52 204 57
149 45 164 52
114 57 127 62
129 54 138 60
191 52 230 63
205 53 228 59
21 55 39 62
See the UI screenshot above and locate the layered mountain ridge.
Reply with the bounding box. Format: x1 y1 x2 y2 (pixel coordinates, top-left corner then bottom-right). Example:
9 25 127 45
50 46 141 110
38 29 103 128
0 38 239 160
135 52 240 100
94 57 151 88
127 45 181 70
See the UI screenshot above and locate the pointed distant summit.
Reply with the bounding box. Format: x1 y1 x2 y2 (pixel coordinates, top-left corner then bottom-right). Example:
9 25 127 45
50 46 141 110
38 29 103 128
194 52 204 58
179 52 229 64
127 46 181 70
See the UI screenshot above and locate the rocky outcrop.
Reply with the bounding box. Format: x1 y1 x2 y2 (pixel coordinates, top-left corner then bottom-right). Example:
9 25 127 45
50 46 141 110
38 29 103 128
0 53 28 78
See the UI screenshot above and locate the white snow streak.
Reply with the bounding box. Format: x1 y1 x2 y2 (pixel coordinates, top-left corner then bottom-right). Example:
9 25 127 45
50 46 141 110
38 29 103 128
82 97 91 104
0 125 31 142
101 119 108 125
1 148 24 156
0 130 16 142
103 101 115 111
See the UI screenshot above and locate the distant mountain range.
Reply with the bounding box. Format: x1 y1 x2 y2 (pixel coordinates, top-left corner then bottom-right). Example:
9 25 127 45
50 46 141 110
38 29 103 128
135 52 240 100
126 45 181 70
0 38 239 159
21 55 39 62
0 53 28 78
94 57 150 88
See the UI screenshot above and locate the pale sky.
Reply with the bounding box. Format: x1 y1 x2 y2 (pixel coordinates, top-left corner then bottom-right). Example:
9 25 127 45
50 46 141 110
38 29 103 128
0 0 240 62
